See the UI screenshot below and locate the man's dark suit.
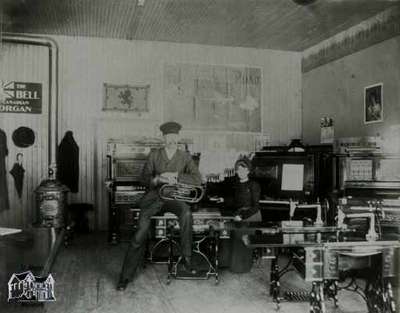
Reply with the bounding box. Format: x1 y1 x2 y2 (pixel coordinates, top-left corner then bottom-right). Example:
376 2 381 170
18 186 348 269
119 148 202 282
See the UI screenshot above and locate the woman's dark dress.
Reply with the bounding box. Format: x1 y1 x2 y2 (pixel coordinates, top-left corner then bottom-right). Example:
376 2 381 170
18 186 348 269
227 179 261 273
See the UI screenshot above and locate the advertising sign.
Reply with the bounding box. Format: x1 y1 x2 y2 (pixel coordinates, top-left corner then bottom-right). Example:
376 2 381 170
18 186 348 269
0 81 42 114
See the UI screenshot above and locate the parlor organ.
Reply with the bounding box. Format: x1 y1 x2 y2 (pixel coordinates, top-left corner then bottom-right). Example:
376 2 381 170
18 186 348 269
106 139 197 244
106 141 159 244
251 144 334 223
336 152 400 239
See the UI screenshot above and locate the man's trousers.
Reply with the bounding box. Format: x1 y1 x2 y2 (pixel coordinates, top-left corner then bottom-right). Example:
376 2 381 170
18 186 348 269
120 190 193 281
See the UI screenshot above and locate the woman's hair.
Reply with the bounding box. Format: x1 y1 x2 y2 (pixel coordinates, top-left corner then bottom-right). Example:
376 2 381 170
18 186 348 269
234 157 252 171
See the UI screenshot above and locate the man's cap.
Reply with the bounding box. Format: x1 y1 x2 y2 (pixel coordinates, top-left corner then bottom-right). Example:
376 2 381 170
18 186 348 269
12 127 35 148
160 121 181 135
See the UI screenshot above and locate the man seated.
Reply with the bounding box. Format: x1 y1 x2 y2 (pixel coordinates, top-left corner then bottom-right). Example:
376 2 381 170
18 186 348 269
117 121 202 290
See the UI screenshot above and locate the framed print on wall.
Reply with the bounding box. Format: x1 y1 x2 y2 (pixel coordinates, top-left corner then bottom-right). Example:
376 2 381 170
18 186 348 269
364 83 383 124
164 63 262 132
103 83 150 115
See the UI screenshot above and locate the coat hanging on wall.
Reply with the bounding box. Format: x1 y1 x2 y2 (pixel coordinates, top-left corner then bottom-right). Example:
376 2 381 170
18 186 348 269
57 131 79 193
10 153 25 199
0 129 10 211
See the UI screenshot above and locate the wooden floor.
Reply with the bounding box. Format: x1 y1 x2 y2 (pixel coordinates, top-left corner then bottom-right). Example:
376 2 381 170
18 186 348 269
3 233 371 313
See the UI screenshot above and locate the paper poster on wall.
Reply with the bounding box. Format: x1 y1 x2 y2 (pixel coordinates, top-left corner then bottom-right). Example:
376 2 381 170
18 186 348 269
0 81 42 114
164 63 262 132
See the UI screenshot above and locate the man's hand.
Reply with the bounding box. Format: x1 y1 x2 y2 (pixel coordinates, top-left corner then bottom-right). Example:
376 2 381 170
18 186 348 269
160 172 178 184
234 215 242 222
152 176 163 185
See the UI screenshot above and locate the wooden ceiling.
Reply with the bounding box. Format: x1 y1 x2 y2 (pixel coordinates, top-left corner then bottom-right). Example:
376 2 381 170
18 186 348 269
2 0 400 51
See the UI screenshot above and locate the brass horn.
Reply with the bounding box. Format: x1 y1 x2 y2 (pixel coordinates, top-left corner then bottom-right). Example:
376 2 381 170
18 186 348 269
159 183 205 203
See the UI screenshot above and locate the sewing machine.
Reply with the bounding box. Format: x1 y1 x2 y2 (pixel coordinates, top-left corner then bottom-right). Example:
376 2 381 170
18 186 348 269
150 208 234 283
243 215 399 313
337 209 379 241
338 196 400 241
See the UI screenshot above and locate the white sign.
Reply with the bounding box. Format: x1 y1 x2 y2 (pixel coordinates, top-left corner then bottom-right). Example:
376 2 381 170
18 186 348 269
281 164 304 191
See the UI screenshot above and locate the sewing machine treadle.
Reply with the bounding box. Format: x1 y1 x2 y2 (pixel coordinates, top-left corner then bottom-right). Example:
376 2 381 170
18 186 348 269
245 230 399 313
151 208 233 284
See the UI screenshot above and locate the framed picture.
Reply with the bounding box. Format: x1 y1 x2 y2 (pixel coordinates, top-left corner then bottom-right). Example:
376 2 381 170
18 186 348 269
364 83 383 124
164 63 262 132
103 83 150 114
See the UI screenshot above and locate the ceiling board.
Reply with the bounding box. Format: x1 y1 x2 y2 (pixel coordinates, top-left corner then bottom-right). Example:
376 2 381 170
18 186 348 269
2 0 399 51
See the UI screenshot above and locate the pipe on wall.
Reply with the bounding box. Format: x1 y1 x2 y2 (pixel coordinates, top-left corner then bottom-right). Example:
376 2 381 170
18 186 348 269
1 33 59 177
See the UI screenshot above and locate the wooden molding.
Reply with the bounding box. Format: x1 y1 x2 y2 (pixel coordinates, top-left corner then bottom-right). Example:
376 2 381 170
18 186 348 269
302 6 400 73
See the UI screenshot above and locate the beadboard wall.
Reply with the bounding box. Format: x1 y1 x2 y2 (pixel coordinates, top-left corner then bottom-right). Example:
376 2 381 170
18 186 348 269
0 35 302 230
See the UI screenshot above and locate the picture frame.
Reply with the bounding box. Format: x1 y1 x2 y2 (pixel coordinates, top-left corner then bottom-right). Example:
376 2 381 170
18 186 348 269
103 83 150 114
364 83 383 124
164 63 262 132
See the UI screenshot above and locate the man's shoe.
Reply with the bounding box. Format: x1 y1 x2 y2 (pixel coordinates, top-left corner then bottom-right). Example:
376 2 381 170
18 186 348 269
117 279 129 291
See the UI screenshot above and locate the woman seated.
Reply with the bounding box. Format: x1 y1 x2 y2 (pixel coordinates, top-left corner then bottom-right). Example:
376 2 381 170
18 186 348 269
224 157 261 273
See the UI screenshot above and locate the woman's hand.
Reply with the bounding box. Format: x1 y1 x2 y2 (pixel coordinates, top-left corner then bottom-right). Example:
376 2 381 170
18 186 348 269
209 197 224 203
